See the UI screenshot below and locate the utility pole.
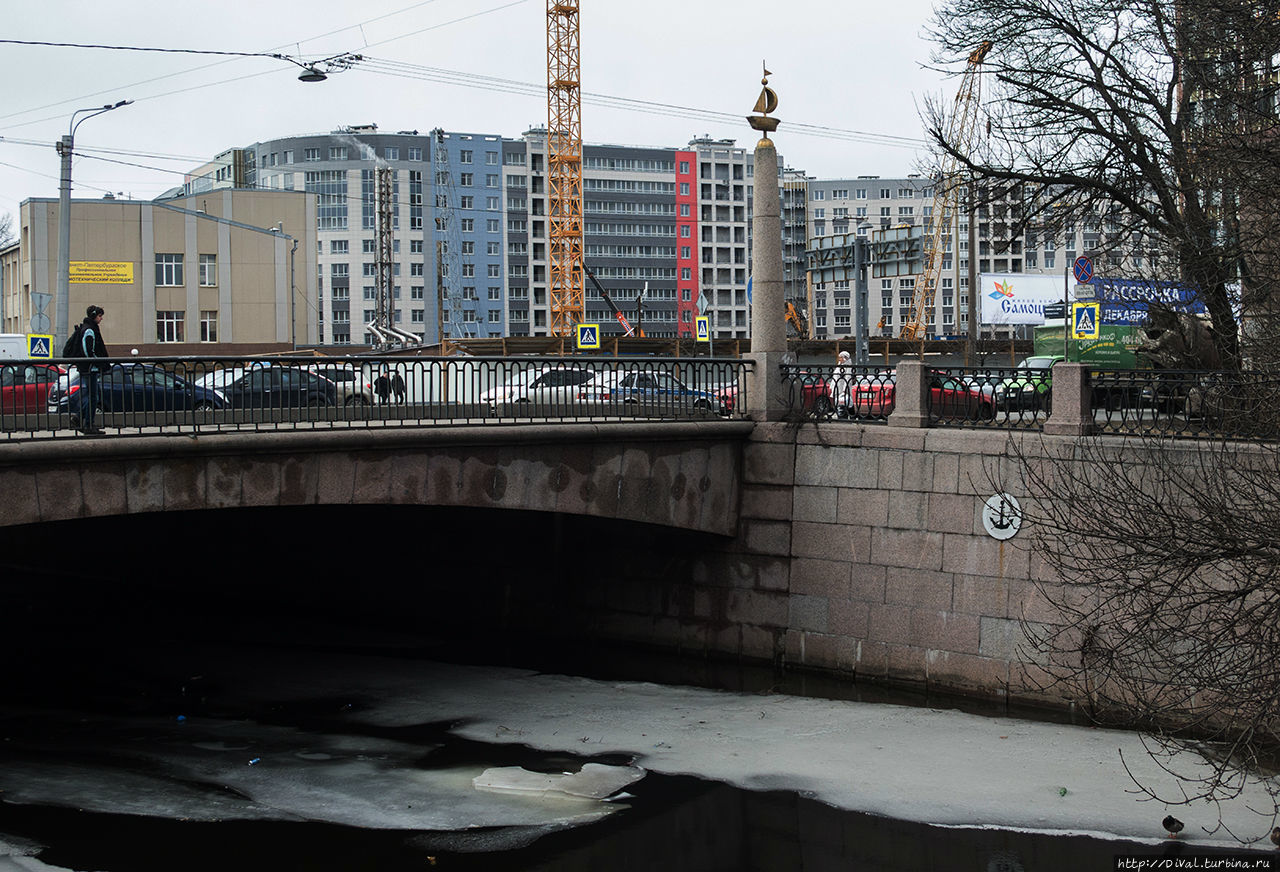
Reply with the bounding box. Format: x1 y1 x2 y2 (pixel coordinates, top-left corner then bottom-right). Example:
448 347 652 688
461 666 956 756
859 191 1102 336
55 100 131 349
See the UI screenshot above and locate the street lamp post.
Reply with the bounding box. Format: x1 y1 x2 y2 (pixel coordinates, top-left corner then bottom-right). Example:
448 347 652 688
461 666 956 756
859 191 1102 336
55 99 132 349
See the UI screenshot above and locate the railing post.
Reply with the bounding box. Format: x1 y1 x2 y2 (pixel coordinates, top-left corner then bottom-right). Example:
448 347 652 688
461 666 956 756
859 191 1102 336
888 360 930 428
1042 362 1096 437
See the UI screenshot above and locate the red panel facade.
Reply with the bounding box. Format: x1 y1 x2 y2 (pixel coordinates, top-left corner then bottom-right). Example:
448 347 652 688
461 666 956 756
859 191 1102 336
674 150 699 338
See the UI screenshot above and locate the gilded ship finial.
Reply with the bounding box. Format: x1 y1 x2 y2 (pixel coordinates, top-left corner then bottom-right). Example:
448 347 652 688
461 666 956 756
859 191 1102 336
748 61 780 140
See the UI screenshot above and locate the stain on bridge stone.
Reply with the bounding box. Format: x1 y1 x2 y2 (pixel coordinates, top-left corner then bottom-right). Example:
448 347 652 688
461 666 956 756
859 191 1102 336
699 475 712 493
549 465 571 493
670 472 687 501
579 478 596 503
488 469 508 501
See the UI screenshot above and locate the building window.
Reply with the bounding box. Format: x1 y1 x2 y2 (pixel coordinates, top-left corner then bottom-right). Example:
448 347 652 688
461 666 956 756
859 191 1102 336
460 150 473 164
384 146 399 160
155 254 183 286
156 311 185 342
329 146 348 160
331 263 349 278
460 172 474 186
408 147 423 161
198 254 217 287
330 240 349 255
200 310 218 342
304 148 321 161
679 161 690 174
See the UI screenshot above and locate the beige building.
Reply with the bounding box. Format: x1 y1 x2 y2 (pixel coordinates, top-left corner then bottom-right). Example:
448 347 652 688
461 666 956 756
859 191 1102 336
7 189 317 355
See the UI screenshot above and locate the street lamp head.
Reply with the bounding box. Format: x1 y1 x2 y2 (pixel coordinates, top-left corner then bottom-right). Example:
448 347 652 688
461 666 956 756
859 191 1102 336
297 66 327 83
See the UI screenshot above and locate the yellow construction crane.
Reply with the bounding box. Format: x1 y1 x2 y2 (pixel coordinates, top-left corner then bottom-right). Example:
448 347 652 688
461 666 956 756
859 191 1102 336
901 41 992 342
547 1 585 337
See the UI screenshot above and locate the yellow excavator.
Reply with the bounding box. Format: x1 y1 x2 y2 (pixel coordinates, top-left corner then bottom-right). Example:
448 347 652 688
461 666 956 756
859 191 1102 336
785 300 808 338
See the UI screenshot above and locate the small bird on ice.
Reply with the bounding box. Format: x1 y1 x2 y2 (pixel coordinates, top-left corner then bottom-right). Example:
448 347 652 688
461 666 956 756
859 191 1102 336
1162 815 1184 838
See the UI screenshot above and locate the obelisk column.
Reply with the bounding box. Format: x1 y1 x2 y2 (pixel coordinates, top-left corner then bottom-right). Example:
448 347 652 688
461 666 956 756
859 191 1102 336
745 65 788 421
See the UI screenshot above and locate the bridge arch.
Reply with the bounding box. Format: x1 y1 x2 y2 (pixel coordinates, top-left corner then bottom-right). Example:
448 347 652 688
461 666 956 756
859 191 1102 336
0 422 752 536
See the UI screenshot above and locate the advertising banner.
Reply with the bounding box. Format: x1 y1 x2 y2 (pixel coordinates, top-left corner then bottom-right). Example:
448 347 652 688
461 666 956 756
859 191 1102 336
979 273 1062 325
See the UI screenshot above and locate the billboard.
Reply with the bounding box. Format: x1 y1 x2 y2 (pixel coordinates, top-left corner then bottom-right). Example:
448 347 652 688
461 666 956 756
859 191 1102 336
1091 277 1205 326
980 273 1062 325
983 272 1211 327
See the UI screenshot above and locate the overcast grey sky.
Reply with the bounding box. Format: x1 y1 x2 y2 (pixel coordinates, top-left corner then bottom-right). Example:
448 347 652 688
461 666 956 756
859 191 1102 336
0 0 952 220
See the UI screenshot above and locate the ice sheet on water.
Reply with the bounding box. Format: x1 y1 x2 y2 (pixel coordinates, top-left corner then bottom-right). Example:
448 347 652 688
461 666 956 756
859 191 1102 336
0 712 621 833
473 763 646 799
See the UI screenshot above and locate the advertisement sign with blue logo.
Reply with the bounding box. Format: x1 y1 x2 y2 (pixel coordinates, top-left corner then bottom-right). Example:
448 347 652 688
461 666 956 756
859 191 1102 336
1088 277 1206 325
982 273 1207 327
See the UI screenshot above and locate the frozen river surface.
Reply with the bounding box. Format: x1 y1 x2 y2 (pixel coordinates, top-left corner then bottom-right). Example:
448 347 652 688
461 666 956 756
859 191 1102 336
1 636 1277 870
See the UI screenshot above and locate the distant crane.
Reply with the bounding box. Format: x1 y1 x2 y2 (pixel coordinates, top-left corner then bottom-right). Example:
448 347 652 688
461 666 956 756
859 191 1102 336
901 41 992 342
547 0 585 336
431 128 474 340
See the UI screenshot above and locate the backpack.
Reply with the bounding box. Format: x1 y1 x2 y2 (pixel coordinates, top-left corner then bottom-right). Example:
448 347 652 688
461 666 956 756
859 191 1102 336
62 324 85 358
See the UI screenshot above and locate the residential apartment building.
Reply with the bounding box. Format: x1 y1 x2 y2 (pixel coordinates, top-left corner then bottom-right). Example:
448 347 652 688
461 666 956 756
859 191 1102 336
805 176 1083 340
180 125 809 346
502 132 801 341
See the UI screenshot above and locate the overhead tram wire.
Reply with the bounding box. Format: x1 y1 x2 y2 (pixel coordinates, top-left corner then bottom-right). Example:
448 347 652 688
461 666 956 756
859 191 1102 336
356 57 927 149
0 1 530 127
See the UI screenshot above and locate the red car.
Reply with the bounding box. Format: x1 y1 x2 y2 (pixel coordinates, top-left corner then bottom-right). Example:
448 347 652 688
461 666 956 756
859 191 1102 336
854 371 994 420
1 363 64 414
718 373 831 418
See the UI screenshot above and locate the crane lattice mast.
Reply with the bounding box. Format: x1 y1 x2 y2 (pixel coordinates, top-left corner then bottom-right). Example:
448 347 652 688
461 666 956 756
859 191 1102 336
901 41 991 342
547 0 585 337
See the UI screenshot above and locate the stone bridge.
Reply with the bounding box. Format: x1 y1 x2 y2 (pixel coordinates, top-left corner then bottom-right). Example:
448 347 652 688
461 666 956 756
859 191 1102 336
0 377 1228 710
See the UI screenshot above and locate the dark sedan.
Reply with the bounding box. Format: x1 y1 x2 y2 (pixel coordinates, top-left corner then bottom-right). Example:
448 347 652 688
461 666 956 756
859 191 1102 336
220 367 337 409
47 364 227 414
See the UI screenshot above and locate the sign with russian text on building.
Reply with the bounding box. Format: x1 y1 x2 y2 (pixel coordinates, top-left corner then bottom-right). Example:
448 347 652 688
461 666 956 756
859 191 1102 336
575 323 600 350
69 261 134 284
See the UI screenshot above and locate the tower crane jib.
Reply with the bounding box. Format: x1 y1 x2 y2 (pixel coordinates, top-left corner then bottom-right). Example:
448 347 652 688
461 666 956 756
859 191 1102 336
901 40 991 343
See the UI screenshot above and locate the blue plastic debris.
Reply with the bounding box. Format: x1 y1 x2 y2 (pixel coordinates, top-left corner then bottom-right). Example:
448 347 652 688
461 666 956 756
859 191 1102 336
248 757 261 765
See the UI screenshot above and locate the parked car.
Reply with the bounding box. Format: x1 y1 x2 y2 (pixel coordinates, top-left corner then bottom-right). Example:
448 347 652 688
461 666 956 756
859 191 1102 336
309 364 375 406
482 365 596 412
720 372 830 418
993 355 1058 412
853 371 995 420
608 370 716 411
1 363 64 414
46 363 227 416
219 366 337 409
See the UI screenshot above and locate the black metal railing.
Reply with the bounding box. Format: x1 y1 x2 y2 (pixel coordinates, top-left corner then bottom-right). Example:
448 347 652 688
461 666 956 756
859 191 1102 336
782 362 1280 442
0 355 753 443
782 364 1049 429
1093 368 1280 440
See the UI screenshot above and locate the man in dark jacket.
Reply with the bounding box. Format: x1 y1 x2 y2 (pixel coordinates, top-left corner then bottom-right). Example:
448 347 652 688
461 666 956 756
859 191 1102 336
76 305 110 435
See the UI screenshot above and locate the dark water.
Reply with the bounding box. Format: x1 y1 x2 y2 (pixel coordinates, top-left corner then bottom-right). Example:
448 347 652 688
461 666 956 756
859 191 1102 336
0 509 1275 870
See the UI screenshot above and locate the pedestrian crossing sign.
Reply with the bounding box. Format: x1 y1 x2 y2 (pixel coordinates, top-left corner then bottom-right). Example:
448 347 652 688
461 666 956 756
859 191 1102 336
576 323 600 349
695 316 709 342
1071 303 1100 339
27 334 54 359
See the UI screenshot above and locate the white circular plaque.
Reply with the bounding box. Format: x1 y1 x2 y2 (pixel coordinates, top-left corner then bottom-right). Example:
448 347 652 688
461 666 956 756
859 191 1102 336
982 493 1022 540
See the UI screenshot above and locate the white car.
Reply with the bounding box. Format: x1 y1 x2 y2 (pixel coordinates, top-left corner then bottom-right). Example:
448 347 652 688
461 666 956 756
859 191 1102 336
309 364 375 406
482 365 597 413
